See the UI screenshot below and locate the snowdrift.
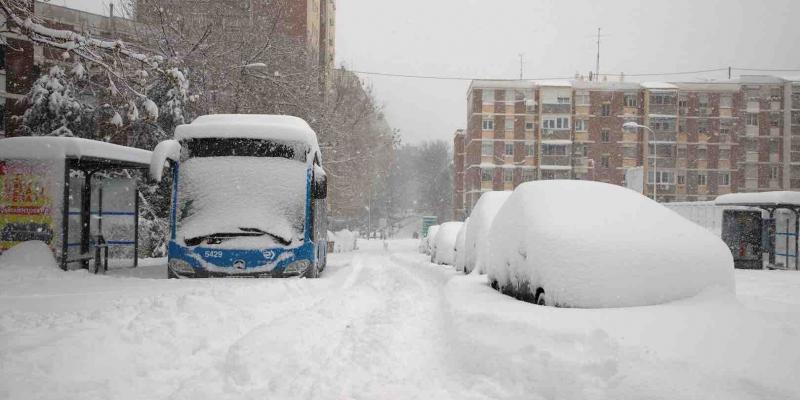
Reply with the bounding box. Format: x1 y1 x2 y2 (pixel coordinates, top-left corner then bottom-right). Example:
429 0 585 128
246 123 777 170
328 229 358 253
464 191 512 274
431 222 463 266
0 241 59 279
486 181 735 308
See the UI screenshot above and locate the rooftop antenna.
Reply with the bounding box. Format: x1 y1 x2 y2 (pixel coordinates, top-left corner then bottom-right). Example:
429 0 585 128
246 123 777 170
595 27 601 82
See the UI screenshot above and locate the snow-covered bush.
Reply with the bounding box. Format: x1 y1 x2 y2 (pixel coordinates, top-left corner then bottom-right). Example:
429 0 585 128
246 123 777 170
486 180 735 308
431 221 463 266
328 229 358 253
419 225 440 255
464 191 512 274
20 66 86 137
454 218 469 271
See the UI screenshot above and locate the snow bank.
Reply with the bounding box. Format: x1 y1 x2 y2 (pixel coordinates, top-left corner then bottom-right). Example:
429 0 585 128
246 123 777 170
454 218 469 271
431 222 463 266
328 229 358 253
419 225 440 255
464 191 512 274
0 241 59 279
486 180 735 308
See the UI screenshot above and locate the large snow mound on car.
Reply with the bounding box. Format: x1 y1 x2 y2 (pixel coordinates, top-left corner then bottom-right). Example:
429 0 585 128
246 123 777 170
464 191 512 274
432 222 463 266
486 181 735 308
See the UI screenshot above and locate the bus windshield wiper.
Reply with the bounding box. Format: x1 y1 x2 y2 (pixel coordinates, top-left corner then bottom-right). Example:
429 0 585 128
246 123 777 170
238 227 292 246
184 228 292 247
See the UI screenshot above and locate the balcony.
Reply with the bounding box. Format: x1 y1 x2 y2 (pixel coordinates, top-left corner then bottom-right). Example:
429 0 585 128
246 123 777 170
770 153 780 163
771 127 781 137
541 128 572 141
745 151 759 163
771 101 782 111
747 101 760 112
745 125 759 137
648 104 677 115
540 155 572 166
541 103 571 114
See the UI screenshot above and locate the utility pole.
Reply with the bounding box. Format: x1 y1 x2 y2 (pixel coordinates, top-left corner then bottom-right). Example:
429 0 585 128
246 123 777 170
519 53 524 80
595 27 601 82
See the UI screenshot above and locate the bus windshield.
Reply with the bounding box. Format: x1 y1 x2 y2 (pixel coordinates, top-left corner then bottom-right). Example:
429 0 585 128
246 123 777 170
176 138 309 249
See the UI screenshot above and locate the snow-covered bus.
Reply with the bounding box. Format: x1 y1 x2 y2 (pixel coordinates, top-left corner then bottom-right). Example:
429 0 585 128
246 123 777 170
150 115 328 278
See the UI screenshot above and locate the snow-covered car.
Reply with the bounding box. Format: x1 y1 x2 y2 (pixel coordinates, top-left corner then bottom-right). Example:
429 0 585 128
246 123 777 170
419 224 440 255
431 221 463 265
453 218 469 271
464 191 512 274
486 180 735 308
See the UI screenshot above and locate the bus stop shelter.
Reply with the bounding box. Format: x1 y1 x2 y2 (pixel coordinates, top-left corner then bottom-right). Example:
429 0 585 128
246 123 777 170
0 137 152 271
716 191 800 270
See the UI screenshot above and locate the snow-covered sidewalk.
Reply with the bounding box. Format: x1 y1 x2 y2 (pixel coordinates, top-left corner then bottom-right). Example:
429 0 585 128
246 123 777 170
1 240 799 399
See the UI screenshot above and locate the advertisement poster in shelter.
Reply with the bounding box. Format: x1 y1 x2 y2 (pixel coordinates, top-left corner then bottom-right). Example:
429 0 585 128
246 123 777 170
0 160 59 252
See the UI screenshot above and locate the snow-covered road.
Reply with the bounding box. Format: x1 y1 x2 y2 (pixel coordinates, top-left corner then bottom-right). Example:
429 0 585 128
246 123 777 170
2 240 800 399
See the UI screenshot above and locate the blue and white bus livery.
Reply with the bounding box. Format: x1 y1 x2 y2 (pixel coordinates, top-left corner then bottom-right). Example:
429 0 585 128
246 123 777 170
150 114 328 278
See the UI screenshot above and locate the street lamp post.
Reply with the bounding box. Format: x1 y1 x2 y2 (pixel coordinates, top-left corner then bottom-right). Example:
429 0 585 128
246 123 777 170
623 122 658 202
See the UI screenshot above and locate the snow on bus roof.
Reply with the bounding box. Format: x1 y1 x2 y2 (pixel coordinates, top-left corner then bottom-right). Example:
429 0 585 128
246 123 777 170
0 136 152 166
175 114 320 156
715 191 800 207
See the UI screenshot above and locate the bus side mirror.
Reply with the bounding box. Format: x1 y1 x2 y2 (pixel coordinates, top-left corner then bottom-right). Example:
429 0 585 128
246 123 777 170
150 140 181 182
313 165 327 199
313 175 328 199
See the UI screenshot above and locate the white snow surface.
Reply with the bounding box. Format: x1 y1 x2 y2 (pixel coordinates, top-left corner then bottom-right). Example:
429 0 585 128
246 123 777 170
175 114 321 161
453 218 469 271
328 229 358 253
0 241 58 279
464 191 512 274
0 136 152 165
177 157 307 246
431 221 463 266
716 191 800 207
148 139 181 182
1 240 799 400
486 181 734 308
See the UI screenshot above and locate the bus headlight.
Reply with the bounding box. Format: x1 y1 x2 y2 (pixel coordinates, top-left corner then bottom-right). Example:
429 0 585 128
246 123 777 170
283 260 310 276
169 258 195 275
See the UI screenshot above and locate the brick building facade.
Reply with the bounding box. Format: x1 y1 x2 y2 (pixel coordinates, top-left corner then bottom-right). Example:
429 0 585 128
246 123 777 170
454 76 800 217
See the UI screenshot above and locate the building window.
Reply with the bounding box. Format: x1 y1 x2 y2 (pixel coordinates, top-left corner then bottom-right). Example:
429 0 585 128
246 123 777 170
556 117 569 129
649 170 673 184
543 117 570 130
525 121 534 131
720 148 730 160
482 119 494 130
698 119 710 134
720 94 733 108
503 168 513 183
720 172 730 186
542 144 567 156
600 154 610 168
482 89 494 103
575 119 587 132
698 173 707 186
523 169 536 181
746 113 758 126
651 118 675 131
505 143 514 156
481 141 493 156
575 94 590 106
697 147 707 160
557 97 571 104
771 166 779 180
505 90 515 102
600 129 610 143
525 143 534 157
677 174 686 185
601 103 611 117
505 119 514 132
677 146 687 158
481 168 493 182
651 93 676 105
624 93 637 107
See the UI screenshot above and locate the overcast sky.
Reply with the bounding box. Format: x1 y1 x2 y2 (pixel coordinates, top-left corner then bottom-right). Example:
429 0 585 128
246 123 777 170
63 0 800 144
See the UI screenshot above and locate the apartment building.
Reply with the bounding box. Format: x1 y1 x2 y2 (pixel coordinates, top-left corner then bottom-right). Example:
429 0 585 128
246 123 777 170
453 129 466 220
454 76 800 217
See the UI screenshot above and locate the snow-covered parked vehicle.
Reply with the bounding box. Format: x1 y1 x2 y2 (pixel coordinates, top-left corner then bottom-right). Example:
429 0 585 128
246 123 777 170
420 224 440 255
464 191 512 274
486 180 735 308
453 218 469 271
150 115 329 279
431 221 463 265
